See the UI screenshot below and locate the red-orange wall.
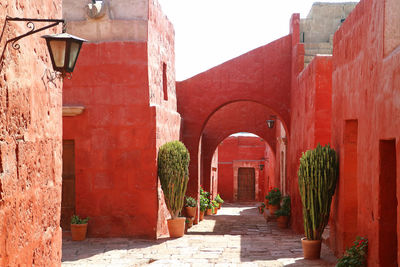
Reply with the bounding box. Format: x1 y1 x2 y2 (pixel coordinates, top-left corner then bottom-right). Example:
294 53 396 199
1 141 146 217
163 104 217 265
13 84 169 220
63 1 179 239
330 0 400 264
217 136 270 202
286 56 333 234
0 1 63 266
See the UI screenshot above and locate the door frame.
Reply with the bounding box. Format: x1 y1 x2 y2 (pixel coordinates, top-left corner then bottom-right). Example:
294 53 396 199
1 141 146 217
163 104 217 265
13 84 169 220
233 160 262 201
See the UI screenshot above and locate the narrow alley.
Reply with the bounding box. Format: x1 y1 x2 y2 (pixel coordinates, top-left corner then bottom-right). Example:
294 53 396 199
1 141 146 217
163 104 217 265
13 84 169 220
62 204 336 266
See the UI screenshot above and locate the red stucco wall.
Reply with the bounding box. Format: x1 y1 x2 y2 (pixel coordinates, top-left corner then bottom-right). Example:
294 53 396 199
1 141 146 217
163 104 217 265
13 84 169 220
63 0 179 239
0 1 63 266
330 0 400 264
286 56 333 234
217 136 269 202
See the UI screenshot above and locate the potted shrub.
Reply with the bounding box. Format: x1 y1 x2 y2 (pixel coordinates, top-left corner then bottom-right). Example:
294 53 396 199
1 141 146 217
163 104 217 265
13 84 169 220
275 196 290 228
206 202 213 215
258 203 265 214
266 187 281 216
158 141 190 238
70 215 89 241
185 196 197 218
199 194 208 221
215 194 224 209
185 217 193 232
211 200 219 214
298 144 338 259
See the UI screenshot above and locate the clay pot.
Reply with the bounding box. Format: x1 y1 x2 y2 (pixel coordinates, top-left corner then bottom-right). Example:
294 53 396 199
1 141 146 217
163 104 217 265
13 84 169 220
213 208 218 215
167 217 185 238
269 204 280 216
301 238 322 259
206 208 213 216
199 210 205 221
264 199 269 209
193 209 198 225
71 223 88 241
185 206 196 218
277 216 289 228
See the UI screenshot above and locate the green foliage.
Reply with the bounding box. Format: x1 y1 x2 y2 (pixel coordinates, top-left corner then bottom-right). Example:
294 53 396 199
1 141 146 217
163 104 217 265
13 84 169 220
158 141 190 219
265 188 282 205
185 196 197 207
275 196 291 217
336 237 368 267
298 143 338 240
215 194 224 204
71 215 89 224
199 194 209 212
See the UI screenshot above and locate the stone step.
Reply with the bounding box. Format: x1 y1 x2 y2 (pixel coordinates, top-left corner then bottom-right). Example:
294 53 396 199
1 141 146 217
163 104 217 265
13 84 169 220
305 48 332 55
304 42 332 49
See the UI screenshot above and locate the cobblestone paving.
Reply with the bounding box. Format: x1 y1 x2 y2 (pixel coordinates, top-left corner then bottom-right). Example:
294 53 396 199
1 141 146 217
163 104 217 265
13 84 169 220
62 203 337 267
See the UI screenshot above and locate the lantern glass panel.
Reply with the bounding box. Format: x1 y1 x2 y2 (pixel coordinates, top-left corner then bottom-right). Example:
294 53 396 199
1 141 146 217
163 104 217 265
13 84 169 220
68 41 80 70
49 40 66 68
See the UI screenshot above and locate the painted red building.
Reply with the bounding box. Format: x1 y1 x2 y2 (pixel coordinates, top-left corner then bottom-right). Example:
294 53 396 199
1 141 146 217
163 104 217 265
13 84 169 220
2 0 400 265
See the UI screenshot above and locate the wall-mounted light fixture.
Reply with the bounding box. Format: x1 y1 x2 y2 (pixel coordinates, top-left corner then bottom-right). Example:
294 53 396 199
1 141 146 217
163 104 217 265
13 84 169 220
266 115 277 129
259 164 264 171
0 16 87 78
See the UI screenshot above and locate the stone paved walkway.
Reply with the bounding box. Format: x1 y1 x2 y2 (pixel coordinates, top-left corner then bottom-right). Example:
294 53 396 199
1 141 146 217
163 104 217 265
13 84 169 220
62 203 337 266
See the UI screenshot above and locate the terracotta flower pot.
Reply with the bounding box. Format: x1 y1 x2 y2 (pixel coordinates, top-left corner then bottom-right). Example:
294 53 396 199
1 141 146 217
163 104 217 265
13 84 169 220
167 217 185 238
301 238 322 259
206 208 213 216
213 208 218 215
269 204 280 216
185 206 196 218
277 216 289 228
264 199 269 209
193 209 198 225
199 210 205 221
71 223 88 241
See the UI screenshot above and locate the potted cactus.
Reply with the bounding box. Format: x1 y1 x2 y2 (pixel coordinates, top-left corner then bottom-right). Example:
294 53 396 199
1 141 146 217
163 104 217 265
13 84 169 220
298 144 338 259
158 141 190 238
199 194 208 221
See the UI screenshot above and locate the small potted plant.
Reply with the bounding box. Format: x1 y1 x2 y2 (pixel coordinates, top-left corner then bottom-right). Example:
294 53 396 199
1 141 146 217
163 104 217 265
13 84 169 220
275 196 290 228
336 236 368 267
258 203 265 214
199 194 208 221
71 215 89 241
185 196 197 218
185 217 193 232
215 194 224 209
211 200 219 214
265 187 281 216
206 202 213 215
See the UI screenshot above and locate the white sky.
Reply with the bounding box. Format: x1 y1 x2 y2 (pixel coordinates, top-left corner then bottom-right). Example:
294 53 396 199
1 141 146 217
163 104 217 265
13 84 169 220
157 0 359 81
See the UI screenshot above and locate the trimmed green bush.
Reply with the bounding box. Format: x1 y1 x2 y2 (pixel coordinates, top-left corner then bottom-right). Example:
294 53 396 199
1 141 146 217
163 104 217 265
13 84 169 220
298 143 338 240
158 141 190 219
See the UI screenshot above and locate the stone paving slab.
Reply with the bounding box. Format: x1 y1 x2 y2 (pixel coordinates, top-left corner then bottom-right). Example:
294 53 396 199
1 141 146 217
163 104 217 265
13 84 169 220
62 203 337 266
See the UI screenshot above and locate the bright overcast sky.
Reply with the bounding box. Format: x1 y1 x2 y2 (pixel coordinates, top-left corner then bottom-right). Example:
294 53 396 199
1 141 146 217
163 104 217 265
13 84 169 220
157 0 359 81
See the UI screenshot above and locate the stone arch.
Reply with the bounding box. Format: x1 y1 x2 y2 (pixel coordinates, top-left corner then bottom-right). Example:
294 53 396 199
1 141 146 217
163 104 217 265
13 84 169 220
177 35 293 199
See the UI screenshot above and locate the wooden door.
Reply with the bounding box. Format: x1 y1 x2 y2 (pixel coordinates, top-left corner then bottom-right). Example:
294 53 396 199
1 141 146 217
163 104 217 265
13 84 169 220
61 140 75 231
237 167 255 201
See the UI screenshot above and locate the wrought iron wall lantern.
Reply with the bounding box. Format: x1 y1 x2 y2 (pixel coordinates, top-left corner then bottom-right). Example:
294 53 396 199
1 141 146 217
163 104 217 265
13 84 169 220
0 16 87 78
266 115 278 129
259 164 264 171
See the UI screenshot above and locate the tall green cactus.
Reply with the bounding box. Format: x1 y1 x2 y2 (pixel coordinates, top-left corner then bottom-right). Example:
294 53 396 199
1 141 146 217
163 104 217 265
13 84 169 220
158 141 190 219
298 143 338 240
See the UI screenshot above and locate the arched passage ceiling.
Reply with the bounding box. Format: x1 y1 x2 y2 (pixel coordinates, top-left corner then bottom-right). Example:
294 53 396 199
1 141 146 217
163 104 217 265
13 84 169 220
202 101 277 158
